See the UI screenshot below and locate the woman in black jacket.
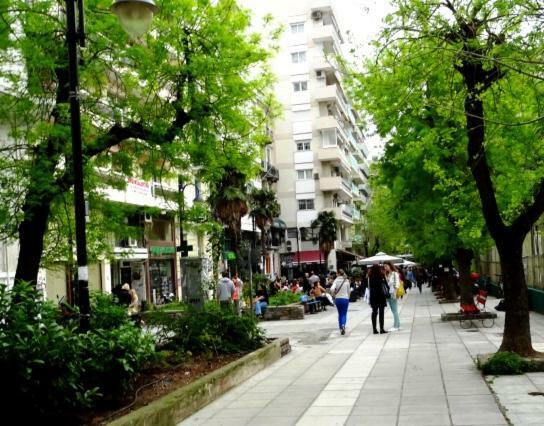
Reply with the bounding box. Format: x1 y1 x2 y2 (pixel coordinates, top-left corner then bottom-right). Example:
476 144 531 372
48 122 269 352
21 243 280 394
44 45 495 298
368 264 388 334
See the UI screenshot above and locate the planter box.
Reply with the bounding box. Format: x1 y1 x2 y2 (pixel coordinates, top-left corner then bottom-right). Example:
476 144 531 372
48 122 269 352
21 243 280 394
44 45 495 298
263 303 304 321
108 338 290 426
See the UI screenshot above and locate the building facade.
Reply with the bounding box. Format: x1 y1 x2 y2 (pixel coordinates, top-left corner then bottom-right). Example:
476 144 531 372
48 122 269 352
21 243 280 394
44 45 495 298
244 0 371 274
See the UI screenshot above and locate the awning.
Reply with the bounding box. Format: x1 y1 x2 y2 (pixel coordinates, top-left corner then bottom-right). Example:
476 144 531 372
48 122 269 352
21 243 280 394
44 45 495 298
291 250 322 265
336 249 363 260
272 217 287 229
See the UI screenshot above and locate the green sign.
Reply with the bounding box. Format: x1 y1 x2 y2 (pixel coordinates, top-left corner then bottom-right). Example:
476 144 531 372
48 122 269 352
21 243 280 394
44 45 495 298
223 251 236 260
150 246 176 255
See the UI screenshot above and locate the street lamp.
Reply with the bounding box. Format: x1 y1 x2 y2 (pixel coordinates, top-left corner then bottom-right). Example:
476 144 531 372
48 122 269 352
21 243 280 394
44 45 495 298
111 0 157 39
65 0 156 330
178 177 203 259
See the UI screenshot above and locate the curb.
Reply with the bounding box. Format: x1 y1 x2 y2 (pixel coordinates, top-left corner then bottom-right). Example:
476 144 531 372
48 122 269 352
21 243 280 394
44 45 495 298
108 338 291 426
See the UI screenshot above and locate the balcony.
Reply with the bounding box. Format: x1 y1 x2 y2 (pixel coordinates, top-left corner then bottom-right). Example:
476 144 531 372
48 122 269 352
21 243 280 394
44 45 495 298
319 176 351 198
360 162 370 178
317 146 351 171
327 204 354 224
313 54 335 72
314 84 338 102
312 23 342 49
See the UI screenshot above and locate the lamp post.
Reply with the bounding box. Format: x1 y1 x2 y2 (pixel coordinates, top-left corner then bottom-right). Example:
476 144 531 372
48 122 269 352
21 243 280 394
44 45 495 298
178 177 202 259
65 0 156 330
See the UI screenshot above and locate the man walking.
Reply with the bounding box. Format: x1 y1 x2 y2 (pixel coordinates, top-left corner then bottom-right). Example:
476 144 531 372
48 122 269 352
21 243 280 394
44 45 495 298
217 271 235 311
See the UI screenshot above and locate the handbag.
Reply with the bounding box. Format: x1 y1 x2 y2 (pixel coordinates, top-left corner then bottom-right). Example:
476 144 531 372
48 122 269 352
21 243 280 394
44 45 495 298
382 280 391 299
396 280 405 298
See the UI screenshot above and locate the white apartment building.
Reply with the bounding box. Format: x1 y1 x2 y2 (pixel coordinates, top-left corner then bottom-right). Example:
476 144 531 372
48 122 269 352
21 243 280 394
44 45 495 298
243 0 371 274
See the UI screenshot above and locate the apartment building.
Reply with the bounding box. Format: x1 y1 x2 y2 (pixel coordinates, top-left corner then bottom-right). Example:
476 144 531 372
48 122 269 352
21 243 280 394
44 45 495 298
243 0 370 274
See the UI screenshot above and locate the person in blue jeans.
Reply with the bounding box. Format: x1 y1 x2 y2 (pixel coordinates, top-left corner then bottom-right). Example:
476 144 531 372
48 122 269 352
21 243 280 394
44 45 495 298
384 261 401 331
254 285 269 317
331 269 351 335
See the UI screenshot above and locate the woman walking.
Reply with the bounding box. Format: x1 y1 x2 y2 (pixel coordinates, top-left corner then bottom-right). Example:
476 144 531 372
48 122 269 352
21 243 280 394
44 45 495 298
384 261 401 331
331 269 350 335
368 264 388 334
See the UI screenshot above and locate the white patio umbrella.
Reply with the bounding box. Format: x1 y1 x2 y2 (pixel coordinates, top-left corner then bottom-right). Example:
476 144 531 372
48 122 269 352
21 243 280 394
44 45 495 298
400 260 417 266
358 252 404 265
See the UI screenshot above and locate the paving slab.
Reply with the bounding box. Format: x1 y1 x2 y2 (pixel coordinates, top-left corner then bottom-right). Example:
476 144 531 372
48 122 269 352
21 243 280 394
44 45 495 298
178 288 544 425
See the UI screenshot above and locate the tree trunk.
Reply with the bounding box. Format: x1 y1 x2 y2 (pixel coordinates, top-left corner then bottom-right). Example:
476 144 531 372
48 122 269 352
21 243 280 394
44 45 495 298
456 248 475 307
14 188 54 286
497 240 534 356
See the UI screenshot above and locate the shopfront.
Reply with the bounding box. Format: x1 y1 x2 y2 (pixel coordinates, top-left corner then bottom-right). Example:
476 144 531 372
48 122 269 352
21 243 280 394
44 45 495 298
148 245 176 304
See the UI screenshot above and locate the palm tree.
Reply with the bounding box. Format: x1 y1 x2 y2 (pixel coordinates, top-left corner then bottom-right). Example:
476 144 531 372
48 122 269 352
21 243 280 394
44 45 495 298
249 188 281 268
311 211 338 270
208 167 248 273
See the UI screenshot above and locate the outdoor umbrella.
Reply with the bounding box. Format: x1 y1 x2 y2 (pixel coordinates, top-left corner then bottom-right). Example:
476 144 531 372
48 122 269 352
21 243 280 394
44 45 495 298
358 252 404 265
400 260 417 266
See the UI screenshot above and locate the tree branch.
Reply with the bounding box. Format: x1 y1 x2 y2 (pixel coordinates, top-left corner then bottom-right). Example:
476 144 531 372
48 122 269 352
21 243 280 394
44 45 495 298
512 180 544 236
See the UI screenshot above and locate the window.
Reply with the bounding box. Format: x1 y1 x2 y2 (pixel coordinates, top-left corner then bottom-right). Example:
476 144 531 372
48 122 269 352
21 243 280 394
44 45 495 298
293 81 308 92
290 22 305 33
296 169 313 180
291 51 306 63
287 228 298 238
296 140 311 151
298 199 315 210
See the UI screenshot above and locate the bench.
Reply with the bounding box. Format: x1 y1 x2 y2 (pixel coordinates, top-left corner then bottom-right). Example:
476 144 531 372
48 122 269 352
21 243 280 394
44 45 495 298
305 299 322 314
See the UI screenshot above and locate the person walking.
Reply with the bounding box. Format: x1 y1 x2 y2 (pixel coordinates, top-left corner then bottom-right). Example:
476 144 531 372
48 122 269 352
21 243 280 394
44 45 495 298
217 271 235 311
330 269 350 335
384 261 401 331
232 273 243 316
368 264 388 334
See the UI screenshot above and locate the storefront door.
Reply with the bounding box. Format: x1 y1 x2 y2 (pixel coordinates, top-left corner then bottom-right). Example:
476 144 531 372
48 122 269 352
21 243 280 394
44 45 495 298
149 259 174 304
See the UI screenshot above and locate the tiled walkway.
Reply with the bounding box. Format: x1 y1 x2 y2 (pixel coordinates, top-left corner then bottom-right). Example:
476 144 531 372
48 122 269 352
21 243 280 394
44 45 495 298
180 288 544 425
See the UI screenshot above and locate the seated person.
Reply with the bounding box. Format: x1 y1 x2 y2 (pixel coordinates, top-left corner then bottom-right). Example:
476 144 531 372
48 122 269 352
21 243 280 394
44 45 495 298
254 285 269 317
310 281 331 309
290 281 301 293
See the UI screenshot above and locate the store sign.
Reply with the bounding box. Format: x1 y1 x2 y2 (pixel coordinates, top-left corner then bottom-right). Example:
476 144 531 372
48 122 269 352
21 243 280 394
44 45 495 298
127 177 151 196
150 246 176 256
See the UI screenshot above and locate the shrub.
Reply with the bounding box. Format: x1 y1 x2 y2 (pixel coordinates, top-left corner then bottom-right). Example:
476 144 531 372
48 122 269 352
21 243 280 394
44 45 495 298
81 325 156 400
90 291 130 330
269 291 301 306
480 351 537 375
0 283 94 418
0 283 155 419
147 302 265 357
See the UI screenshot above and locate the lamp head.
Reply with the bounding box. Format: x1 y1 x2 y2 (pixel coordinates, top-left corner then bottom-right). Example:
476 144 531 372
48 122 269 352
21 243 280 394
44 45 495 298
111 0 157 39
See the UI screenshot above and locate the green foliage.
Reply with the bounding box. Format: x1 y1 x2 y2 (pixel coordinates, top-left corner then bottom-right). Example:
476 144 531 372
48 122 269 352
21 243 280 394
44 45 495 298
0 0 279 283
0 283 94 416
81 324 156 400
242 273 270 299
147 302 265 357
311 211 338 263
480 352 537 376
269 291 300 306
90 291 130 330
0 284 155 419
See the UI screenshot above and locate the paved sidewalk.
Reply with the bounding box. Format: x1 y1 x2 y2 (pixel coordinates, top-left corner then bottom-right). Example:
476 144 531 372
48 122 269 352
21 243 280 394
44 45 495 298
180 288 544 426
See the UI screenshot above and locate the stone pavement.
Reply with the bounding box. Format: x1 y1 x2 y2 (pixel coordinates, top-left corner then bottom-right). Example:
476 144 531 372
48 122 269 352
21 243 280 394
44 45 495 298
180 288 544 426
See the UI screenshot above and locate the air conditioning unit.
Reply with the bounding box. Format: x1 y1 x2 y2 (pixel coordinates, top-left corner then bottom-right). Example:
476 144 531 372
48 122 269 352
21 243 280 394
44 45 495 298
311 10 322 20
316 70 325 79
128 237 138 248
313 173 320 180
143 212 152 223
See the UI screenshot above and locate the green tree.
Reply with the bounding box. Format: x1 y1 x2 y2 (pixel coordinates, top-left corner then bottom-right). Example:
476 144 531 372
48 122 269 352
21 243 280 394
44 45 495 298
208 167 249 274
311 211 338 270
0 0 276 286
351 0 544 355
249 187 280 271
